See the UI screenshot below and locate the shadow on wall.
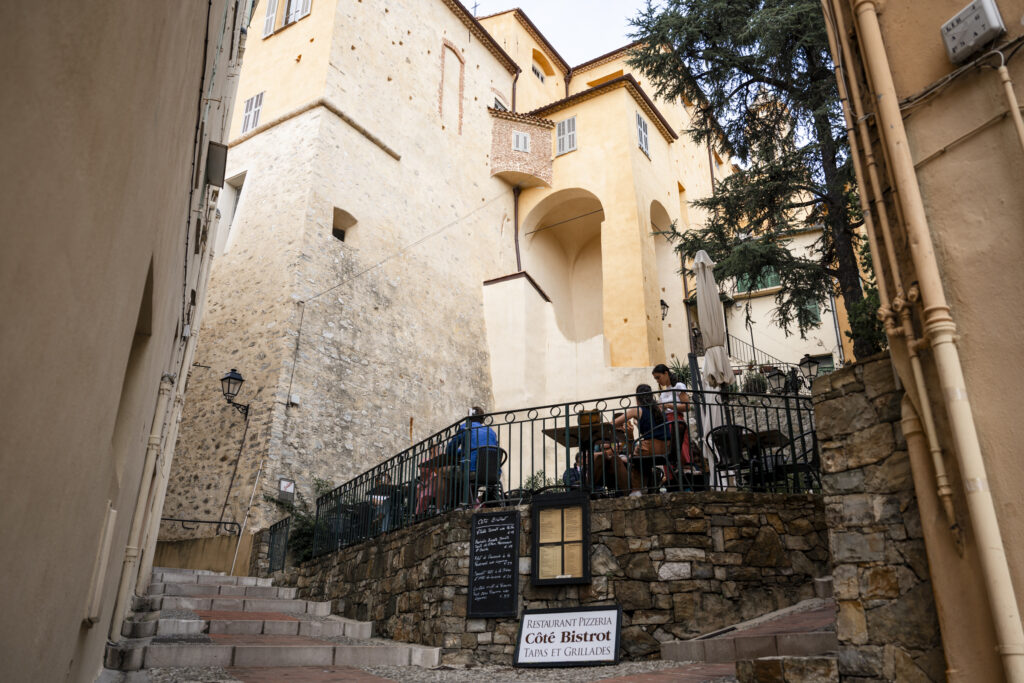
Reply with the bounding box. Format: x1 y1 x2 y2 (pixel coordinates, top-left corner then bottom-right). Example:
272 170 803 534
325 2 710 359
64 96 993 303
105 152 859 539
522 188 605 342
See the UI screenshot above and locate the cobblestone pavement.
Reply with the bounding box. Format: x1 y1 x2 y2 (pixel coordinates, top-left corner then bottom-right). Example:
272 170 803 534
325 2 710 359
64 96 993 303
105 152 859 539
138 661 737 683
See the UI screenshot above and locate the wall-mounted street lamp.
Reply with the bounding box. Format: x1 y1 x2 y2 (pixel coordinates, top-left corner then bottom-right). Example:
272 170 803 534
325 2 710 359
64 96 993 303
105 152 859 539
220 368 250 417
660 299 670 320
766 368 788 394
798 354 820 386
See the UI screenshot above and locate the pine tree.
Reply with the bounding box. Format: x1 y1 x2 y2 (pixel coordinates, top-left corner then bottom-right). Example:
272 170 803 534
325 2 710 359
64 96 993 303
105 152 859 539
629 0 883 359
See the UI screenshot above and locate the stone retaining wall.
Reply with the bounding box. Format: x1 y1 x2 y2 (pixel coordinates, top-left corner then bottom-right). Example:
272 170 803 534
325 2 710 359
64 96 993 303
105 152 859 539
290 491 828 665
813 353 945 681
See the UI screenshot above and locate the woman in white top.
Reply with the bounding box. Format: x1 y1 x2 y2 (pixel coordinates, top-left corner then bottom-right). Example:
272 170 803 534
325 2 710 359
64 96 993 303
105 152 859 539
652 363 689 421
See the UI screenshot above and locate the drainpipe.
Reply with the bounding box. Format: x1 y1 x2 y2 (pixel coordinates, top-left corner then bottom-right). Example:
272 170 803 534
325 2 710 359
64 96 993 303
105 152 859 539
992 52 1024 155
109 374 175 641
852 2 1024 677
513 185 522 271
135 394 185 594
823 0 958 541
511 71 520 113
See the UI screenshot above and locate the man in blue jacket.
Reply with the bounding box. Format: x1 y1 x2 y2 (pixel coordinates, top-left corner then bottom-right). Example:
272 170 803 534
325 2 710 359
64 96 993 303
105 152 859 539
445 407 499 506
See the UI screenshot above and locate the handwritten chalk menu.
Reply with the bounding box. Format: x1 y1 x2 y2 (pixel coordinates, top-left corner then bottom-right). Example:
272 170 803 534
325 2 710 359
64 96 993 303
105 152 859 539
514 606 622 667
531 491 591 586
468 510 520 618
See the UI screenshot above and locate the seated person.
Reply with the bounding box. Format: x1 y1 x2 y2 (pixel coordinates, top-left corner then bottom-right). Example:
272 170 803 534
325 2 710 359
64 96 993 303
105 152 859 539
444 406 499 505
652 363 690 421
589 437 642 494
613 384 672 495
562 453 584 489
368 472 397 532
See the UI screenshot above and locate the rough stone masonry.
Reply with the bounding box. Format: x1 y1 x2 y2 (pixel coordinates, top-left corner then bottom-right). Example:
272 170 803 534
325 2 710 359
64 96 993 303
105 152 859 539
277 491 828 666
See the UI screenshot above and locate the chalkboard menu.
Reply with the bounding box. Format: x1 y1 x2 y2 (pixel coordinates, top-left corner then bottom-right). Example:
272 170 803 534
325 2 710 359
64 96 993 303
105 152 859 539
468 510 520 618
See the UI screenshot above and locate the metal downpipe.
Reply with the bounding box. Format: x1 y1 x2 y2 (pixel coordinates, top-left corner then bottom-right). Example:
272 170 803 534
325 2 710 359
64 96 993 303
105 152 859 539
823 0 959 539
108 374 175 642
852 1 1024 677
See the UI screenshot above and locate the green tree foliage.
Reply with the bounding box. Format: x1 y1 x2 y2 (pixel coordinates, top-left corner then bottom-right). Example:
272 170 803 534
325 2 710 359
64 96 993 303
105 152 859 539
629 0 882 359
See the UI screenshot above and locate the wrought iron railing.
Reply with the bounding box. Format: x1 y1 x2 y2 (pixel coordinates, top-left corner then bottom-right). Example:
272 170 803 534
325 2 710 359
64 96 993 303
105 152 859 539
160 518 241 535
726 332 788 368
267 516 290 573
310 388 820 558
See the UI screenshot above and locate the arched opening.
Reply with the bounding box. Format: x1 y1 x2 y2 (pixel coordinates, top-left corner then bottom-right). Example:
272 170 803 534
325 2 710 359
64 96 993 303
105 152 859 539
332 208 357 242
652 199 687 359
521 189 605 342
532 49 555 76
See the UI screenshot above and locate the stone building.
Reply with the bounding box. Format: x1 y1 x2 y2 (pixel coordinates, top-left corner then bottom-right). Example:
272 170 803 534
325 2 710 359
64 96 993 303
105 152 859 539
0 1 248 681
822 0 1024 680
161 0 854 561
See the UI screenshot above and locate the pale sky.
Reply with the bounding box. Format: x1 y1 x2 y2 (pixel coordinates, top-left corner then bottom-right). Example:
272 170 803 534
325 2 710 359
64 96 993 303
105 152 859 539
470 0 651 66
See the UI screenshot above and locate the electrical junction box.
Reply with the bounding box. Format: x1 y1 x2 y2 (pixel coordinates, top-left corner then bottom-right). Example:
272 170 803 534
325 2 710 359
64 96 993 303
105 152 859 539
941 0 1006 64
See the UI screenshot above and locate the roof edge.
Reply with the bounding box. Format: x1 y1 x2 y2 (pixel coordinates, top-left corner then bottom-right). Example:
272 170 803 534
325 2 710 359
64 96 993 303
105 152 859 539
570 41 643 76
439 0 520 75
528 74 678 142
487 107 556 128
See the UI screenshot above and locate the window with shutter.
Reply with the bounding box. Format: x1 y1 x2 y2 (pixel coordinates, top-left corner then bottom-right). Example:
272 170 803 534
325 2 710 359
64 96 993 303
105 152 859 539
285 0 310 24
556 116 577 156
263 0 278 36
242 92 264 134
636 113 650 156
513 131 531 153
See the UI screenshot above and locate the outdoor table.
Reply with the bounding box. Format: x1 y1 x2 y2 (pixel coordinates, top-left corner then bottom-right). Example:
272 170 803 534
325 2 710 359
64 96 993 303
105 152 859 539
541 422 626 449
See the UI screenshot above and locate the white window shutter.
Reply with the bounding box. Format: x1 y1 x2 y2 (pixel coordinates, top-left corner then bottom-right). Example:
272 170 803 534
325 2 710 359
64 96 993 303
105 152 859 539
242 97 254 132
263 0 278 36
300 0 311 18
556 120 566 155
567 116 576 152
252 92 263 129
525 133 530 152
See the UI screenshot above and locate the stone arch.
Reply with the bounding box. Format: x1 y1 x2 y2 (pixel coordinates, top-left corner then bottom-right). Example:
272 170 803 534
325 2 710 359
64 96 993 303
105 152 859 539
521 188 605 342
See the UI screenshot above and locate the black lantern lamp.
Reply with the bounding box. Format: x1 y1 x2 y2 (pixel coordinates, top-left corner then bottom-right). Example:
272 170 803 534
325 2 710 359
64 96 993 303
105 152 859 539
220 368 250 417
798 354 820 387
660 299 669 320
766 368 787 394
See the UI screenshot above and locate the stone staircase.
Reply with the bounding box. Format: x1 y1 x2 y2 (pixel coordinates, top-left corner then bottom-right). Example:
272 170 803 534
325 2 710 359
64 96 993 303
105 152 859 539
105 567 439 672
662 596 838 666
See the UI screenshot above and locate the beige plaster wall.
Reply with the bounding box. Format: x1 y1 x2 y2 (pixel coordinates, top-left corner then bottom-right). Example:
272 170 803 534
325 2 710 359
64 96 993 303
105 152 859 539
836 1 1024 679
478 11 567 112
0 1 240 681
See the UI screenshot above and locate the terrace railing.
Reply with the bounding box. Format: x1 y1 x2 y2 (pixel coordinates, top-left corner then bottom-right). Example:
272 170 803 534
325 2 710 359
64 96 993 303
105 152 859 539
267 516 290 573
311 388 820 558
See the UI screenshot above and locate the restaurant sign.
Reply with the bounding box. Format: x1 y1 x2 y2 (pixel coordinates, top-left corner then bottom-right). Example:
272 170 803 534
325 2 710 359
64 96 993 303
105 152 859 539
513 605 621 667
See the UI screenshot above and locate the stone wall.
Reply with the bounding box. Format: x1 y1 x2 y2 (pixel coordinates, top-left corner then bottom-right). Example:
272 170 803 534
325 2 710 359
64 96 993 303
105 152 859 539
163 0 521 537
291 491 828 665
813 354 946 681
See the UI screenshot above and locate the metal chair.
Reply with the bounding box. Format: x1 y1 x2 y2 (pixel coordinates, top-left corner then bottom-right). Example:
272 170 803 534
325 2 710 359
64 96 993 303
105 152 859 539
705 424 758 489
472 446 507 505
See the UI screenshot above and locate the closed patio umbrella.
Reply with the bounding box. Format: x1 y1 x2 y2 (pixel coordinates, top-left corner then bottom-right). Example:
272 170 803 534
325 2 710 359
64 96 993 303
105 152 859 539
693 250 731 387
694 250 731 488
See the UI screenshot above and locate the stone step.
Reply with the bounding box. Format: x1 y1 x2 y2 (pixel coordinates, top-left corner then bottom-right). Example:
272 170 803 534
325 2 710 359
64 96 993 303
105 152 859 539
151 571 272 587
151 613 372 640
153 567 222 576
146 595 331 616
106 633 440 670
148 582 298 599
662 630 838 664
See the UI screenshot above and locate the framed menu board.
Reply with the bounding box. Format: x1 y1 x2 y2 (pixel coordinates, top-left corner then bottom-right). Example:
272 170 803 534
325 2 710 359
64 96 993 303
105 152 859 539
531 491 590 586
468 510 520 617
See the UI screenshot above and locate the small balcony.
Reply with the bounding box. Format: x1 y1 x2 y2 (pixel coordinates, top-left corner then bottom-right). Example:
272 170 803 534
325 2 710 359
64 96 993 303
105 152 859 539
489 108 553 188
